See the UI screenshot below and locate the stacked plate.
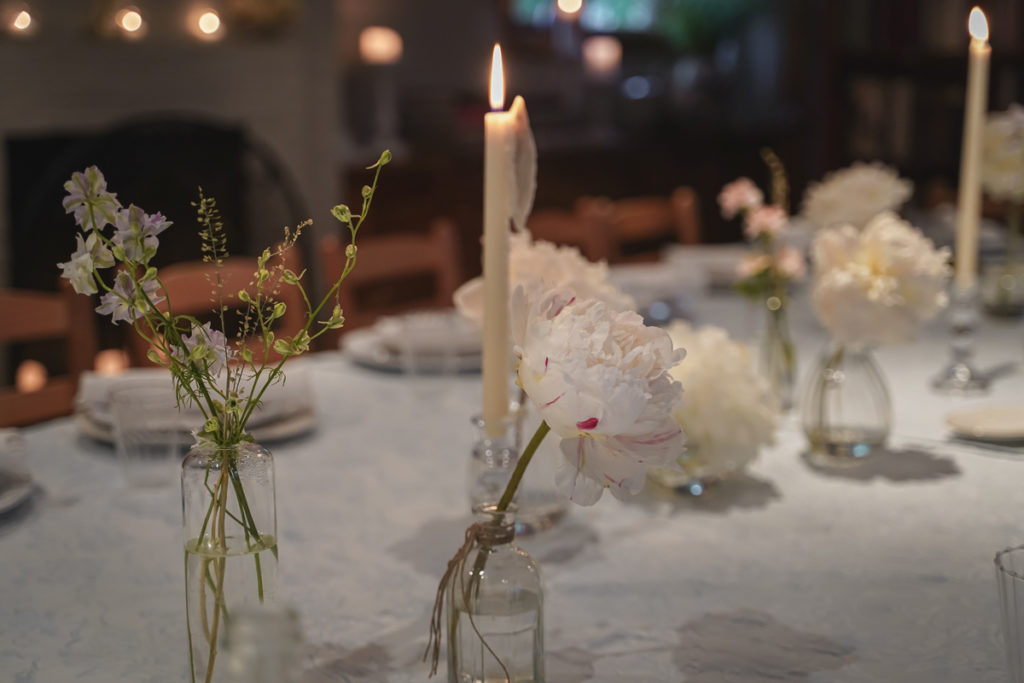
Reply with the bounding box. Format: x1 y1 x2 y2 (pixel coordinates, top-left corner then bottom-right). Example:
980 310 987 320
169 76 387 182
74 366 317 443
342 309 482 374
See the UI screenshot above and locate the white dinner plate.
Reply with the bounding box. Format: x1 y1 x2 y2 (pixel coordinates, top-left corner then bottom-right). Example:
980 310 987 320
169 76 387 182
946 404 1024 442
0 469 34 515
342 326 482 374
74 405 316 445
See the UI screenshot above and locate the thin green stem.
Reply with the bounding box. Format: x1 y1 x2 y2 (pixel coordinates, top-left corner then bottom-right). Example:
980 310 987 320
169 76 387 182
496 421 551 513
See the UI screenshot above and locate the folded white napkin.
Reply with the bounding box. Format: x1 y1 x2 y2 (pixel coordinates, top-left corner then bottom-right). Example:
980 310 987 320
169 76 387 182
75 365 314 429
373 309 481 357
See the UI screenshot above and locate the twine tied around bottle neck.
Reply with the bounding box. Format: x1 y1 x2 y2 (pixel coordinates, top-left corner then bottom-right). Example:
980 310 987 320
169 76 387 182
424 520 513 680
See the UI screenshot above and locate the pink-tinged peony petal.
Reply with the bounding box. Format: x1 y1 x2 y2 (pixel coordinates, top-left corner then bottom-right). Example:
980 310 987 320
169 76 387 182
543 392 564 407
576 417 599 430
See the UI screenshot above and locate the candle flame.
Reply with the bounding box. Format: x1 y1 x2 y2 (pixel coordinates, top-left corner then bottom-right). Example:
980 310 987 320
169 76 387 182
969 7 988 42
489 44 505 111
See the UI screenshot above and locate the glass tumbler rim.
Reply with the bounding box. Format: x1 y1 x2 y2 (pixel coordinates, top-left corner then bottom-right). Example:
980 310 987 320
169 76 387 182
994 544 1024 580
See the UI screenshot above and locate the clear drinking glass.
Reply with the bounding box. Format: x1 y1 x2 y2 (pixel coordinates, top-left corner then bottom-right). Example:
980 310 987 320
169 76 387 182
447 507 544 683
110 383 195 487
224 604 303 683
801 342 891 464
995 545 1024 682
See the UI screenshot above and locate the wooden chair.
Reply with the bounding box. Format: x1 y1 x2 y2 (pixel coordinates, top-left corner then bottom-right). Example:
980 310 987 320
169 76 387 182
0 283 97 427
526 208 612 263
126 248 306 367
576 186 701 263
319 218 462 345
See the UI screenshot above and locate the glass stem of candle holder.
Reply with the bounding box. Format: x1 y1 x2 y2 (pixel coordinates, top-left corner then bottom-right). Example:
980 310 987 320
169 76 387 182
932 285 990 393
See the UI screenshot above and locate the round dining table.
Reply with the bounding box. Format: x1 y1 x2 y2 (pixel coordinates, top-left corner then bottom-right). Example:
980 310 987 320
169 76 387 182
3 275 1024 682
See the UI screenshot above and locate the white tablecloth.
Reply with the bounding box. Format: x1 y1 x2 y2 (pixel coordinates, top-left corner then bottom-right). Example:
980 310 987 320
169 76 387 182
3 283 1024 682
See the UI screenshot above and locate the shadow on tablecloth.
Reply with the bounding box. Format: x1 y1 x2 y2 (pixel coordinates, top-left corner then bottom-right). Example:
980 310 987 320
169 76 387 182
624 472 781 515
675 609 856 681
800 447 960 483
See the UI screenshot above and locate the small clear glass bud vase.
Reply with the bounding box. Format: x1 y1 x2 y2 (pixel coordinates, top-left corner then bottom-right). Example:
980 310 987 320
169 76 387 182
182 440 279 683
447 506 545 683
760 296 796 411
801 343 892 464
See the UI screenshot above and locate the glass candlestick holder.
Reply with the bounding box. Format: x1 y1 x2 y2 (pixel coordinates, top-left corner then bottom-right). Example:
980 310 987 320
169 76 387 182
932 284 990 394
469 401 568 536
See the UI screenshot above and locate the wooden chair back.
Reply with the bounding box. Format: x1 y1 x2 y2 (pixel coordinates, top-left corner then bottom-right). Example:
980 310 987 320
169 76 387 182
126 248 306 367
526 208 611 263
0 283 97 427
319 218 462 344
577 186 701 262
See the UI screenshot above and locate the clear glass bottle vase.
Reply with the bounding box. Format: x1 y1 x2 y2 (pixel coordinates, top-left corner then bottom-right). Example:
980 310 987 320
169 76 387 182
447 507 544 683
182 440 279 683
801 343 891 463
759 299 796 411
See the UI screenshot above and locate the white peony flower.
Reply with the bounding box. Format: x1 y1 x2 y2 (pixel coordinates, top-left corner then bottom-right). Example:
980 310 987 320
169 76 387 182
718 177 764 220
663 322 778 479
801 161 913 229
744 204 788 240
511 286 685 506
982 104 1024 202
810 212 951 347
454 229 634 324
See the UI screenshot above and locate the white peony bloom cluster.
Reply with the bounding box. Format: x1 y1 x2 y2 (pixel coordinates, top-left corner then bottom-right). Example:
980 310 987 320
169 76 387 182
982 104 1024 202
801 161 913 229
454 229 635 324
511 286 685 506
811 212 951 347
664 322 779 478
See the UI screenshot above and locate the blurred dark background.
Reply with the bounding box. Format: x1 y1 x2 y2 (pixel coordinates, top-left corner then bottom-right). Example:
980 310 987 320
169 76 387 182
2 0 1023 314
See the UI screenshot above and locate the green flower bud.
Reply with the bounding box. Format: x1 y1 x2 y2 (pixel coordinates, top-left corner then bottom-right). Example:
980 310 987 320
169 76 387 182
273 338 292 356
280 269 301 285
332 204 352 224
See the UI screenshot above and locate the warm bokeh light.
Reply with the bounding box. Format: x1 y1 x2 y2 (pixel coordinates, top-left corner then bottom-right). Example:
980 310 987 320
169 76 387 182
968 7 988 42
582 35 622 77
15 360 47 393
557 0 583 14
116 7 143 33
359 26 403 65
94 349 129 376
11 9 30 31
198 10 220 35
489 44 505 111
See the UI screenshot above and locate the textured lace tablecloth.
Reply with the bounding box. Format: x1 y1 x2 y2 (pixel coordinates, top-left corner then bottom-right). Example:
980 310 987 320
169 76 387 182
3 288 1024 682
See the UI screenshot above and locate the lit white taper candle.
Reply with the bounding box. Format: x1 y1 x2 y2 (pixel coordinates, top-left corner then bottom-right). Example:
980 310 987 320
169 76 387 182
955 7 990 290
482 44 514 435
